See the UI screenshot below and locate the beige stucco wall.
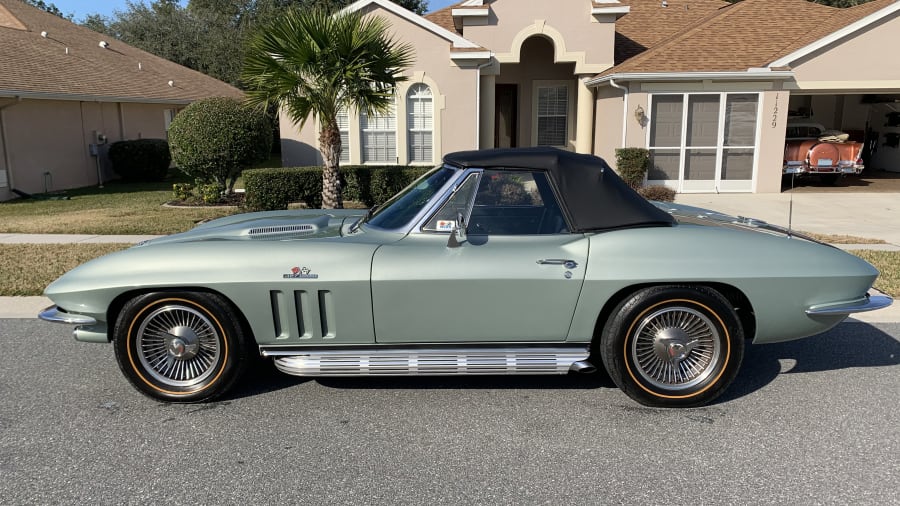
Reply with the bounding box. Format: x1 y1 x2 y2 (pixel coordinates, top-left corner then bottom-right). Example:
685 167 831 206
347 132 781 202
280 6 479 167
461 0 615 74
0 98 183 199
593 82 650 169
593 86 624 165
756 89 790 193
791 14 900 92
121 103 174 140
3 100 95 194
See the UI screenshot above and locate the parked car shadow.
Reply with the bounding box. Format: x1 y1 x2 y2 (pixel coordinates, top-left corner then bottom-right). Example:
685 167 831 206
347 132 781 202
224 322 898 403
719 322 900 403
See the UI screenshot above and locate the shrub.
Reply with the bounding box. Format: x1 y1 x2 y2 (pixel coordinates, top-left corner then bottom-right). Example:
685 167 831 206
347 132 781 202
167 97 272 194
172 183 194 201
108 139 171 182
637 185 676 202
615 148 651 189
198 183 224 204
243 165 429 211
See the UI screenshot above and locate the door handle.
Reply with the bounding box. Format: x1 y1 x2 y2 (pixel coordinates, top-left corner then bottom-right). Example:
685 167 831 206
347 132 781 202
537 259 578 269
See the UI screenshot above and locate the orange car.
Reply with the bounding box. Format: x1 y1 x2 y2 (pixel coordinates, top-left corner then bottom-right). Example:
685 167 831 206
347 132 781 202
783 122 864 184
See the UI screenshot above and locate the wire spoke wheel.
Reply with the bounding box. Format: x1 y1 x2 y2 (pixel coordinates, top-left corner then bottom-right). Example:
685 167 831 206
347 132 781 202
631 307 720 391
136 305 222 388
114 292 248 402
600 286 744 408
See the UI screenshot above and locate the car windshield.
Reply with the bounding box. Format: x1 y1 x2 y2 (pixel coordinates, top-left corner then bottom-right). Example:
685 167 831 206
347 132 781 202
365 166 458 230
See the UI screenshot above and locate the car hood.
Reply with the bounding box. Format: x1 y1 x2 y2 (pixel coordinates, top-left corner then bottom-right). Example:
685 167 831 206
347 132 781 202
138 208 368 246
651 201 827 244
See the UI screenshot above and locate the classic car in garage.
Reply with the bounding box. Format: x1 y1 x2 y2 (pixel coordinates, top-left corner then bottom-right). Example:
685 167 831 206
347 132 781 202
783 121 865 184
39 148 892 407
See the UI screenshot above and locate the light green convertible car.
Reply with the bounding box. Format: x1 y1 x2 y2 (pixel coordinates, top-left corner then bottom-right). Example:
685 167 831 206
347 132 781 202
40 147 892 407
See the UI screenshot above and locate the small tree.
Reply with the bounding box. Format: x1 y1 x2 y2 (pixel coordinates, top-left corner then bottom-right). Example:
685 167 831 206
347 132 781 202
242 8 413 209
168 97 272 195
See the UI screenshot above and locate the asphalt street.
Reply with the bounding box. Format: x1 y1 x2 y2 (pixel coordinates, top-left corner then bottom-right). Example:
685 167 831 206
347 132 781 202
1 319 898 504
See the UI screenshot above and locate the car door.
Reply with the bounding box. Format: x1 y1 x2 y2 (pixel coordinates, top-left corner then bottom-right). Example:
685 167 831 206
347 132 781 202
371 169 589 343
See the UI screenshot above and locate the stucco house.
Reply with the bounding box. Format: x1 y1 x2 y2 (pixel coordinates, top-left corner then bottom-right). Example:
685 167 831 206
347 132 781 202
282 0 900 193
0 0 242 201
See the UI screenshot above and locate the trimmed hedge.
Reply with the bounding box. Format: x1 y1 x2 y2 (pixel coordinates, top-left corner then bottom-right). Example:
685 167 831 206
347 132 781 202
108 139 171 182
243 165 431 211
615 147 651 190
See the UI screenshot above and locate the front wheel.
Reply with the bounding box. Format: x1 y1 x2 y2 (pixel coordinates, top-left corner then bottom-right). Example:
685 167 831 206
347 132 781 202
113 292 249 402
600 286 744 408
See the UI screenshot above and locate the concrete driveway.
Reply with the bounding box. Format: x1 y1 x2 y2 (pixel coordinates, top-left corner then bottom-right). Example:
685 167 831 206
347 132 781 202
675 192 900 246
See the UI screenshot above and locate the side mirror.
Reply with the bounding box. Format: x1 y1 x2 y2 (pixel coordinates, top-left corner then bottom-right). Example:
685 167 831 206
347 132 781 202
447 212 467 248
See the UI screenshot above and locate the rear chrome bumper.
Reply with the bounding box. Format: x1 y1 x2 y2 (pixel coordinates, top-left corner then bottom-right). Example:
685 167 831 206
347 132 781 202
38 305 97 325
806 294 893 316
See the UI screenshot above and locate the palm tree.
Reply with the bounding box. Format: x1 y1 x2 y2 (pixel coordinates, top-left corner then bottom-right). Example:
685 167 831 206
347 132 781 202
242 8 414 209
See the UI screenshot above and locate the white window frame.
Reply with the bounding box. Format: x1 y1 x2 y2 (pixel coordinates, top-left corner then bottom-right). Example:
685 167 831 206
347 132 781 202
361 102 398 165
646 92 761 193
406 84 434 165
337 107 350 164
531 80 576 149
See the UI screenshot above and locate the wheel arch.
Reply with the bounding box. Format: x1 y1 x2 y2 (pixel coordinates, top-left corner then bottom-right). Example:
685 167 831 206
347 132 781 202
105 287 256 346
590 282 756 351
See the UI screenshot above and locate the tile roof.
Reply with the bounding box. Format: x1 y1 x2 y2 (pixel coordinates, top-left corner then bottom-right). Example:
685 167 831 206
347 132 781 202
423 2 462 34
602 0 898 75
0 0 242 103
615 0 731 64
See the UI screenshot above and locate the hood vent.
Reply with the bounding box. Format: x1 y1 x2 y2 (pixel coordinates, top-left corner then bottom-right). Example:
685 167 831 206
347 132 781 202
247 224 317 239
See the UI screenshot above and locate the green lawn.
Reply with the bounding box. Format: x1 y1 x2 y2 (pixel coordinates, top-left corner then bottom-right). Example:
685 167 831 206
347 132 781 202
0 243 129 296
0 176 241 235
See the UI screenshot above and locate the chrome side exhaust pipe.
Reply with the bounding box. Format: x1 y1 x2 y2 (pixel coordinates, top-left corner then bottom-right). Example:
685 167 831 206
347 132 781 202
569 360 596 374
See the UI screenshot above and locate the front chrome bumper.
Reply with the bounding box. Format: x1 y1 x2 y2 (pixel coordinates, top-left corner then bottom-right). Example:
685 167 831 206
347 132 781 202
806 294 893 316
38 305 97 325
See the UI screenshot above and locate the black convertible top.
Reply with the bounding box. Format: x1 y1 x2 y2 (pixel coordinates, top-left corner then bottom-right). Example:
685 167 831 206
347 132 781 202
443 147 676 232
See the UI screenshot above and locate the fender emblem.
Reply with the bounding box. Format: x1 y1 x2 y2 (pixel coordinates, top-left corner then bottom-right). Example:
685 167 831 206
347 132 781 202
283 266 319 279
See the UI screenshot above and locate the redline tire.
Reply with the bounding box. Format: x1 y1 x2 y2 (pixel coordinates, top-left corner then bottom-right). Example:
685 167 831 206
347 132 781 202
600 286 744 408
113 292 249 402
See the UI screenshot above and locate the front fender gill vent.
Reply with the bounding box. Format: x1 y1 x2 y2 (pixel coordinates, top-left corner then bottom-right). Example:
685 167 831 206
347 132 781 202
248 224 316 239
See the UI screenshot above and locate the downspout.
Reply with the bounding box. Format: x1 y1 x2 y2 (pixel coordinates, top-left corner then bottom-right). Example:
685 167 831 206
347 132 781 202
475 59 493 148
0 97 22 191
608 78 629 148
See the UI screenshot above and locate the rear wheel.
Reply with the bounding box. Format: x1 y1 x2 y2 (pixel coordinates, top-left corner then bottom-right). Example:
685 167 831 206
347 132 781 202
600 286 744 408
113 292 249 402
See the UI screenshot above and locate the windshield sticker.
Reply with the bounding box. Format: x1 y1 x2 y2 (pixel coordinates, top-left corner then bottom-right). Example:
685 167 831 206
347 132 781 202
436 220 456 231
283 266 319 279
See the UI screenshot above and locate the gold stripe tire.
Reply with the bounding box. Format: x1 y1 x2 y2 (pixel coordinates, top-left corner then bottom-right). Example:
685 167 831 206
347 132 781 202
599 286 744 408
113 292 250 402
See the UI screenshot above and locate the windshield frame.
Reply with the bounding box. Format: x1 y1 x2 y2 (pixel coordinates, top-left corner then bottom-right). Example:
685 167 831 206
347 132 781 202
361 164 463 233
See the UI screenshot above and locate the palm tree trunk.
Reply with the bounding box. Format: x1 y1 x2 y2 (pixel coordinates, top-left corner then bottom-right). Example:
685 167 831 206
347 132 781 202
319 122 343 209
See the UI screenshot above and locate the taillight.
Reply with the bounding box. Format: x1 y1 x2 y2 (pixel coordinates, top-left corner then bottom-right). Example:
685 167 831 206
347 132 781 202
856 158 863 165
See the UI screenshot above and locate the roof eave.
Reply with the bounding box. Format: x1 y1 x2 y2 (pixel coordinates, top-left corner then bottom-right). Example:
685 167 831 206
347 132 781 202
587 70 796 87
343 0 480 49
767 1 900 68
0 90 197 105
